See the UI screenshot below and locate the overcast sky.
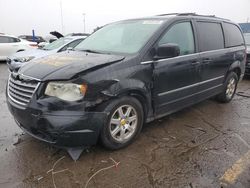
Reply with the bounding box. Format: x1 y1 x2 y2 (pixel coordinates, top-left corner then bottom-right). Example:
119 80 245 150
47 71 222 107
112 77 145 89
0 0 250 37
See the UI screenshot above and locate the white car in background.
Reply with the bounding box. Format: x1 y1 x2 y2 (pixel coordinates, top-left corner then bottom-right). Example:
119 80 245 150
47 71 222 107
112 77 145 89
0 34 37 61
7 35 87 71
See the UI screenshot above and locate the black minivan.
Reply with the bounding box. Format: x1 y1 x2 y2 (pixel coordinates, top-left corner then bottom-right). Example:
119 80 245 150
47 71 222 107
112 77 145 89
7 13 246 151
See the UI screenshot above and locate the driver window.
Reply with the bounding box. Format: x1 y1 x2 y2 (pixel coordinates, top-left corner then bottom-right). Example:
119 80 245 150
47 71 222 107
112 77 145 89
158 22 195 56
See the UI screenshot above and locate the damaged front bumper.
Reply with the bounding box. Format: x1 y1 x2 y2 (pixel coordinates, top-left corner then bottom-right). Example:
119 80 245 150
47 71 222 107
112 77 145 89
7 97 107 148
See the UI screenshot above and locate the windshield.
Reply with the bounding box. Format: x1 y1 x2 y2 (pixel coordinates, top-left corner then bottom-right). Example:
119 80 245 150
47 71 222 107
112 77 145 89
75 20 164 54
244 34 250 46
43 37 71 50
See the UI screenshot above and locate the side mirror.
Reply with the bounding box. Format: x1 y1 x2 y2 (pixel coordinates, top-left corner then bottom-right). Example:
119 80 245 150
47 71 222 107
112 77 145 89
155 43 180 59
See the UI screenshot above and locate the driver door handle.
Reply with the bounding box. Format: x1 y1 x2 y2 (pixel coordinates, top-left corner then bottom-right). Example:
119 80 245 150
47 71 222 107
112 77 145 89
203 58 212 64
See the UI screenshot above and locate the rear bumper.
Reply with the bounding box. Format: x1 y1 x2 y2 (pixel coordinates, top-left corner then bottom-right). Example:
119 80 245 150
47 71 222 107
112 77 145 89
7 97 107 147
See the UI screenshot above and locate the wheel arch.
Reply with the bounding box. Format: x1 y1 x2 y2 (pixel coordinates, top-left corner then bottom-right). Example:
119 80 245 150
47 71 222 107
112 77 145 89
117 89 151 122
227 61 242 81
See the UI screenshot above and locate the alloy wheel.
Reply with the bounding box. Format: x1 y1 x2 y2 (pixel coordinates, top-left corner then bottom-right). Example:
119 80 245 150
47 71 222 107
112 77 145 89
109 105 138 143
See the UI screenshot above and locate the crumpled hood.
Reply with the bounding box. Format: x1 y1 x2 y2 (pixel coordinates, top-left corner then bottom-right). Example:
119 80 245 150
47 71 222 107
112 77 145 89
18 51 124 81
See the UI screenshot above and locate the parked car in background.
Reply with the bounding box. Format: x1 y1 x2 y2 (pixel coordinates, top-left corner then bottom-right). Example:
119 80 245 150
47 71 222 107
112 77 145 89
66 33 90 37
48 31 90 43
6 13 246 157
239 23 250 33
7 36 87 71
244 33 250 75
18 35 46 44
0 34 37 61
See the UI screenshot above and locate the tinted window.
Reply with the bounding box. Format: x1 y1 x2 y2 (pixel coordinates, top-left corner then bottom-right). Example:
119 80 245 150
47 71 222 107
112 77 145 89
158 22 195 55
0 36 20 43
0 36 9 43
60 39 84 51
43 37 72 50
67 39 83 48
197 22 224 52
224 23 244 47
8 37 20 43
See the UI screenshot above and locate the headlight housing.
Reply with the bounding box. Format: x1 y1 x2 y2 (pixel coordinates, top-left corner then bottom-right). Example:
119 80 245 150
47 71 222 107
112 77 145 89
45 82 87 102
14 56 35 63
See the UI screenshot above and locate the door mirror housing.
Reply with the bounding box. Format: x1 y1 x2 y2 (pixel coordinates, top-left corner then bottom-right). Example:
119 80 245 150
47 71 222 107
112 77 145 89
155 43 180 60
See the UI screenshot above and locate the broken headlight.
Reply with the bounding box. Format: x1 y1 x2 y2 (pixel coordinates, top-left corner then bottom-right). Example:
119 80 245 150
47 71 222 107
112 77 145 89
45 82 87 102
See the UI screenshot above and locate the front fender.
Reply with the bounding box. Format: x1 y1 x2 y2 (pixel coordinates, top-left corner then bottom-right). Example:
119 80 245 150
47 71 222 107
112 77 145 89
102 79 149 97
228 61 241 72
101 78 153 122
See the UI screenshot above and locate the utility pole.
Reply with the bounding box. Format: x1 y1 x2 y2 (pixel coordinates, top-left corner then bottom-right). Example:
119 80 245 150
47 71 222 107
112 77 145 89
60 0 64 34
82 13 86 33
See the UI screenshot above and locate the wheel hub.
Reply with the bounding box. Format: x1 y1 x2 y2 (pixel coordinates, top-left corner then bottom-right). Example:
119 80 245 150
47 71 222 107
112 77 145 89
120 118 126 126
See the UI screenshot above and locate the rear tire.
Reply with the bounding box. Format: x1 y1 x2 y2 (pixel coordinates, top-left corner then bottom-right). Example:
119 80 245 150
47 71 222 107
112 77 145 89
99 96 144 150
216 72 238 103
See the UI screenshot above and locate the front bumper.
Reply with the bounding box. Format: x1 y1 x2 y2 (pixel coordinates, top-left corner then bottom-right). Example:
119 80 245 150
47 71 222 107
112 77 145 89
7 96 107 148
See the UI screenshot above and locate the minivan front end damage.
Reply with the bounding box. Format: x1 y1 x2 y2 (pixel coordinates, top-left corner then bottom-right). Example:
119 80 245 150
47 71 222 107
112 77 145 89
8 101 107 147
6 73 108 148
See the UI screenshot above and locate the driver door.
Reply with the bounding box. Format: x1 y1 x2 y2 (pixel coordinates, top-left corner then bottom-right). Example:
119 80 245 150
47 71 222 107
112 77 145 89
153 21 201 117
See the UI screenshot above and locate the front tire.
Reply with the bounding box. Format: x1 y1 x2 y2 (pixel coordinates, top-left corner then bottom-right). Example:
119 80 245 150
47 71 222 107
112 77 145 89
99 96 144 150
216 72 238 103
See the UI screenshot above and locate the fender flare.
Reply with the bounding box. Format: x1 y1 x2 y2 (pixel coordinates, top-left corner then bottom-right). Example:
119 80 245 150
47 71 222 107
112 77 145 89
226 61 242 80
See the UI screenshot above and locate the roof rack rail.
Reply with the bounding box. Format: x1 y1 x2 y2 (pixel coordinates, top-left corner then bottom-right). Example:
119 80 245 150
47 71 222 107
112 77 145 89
180 13 216 17
177 13 197 16
157 13 216 18
156 13 229 21
156 13 179 16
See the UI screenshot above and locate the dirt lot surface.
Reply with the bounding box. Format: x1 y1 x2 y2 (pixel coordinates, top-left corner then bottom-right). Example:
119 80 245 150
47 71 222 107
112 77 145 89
1 62 250 188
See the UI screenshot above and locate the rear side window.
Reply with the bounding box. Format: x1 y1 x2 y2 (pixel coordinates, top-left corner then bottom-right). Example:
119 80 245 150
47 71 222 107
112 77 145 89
197 22 224 52
158 22 195 55
8 37 20 43
223 23 244 47
0 36 10 43
0 36 20 43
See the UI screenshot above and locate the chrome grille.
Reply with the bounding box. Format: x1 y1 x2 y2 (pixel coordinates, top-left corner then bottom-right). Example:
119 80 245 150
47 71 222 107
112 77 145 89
8 74 40 107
